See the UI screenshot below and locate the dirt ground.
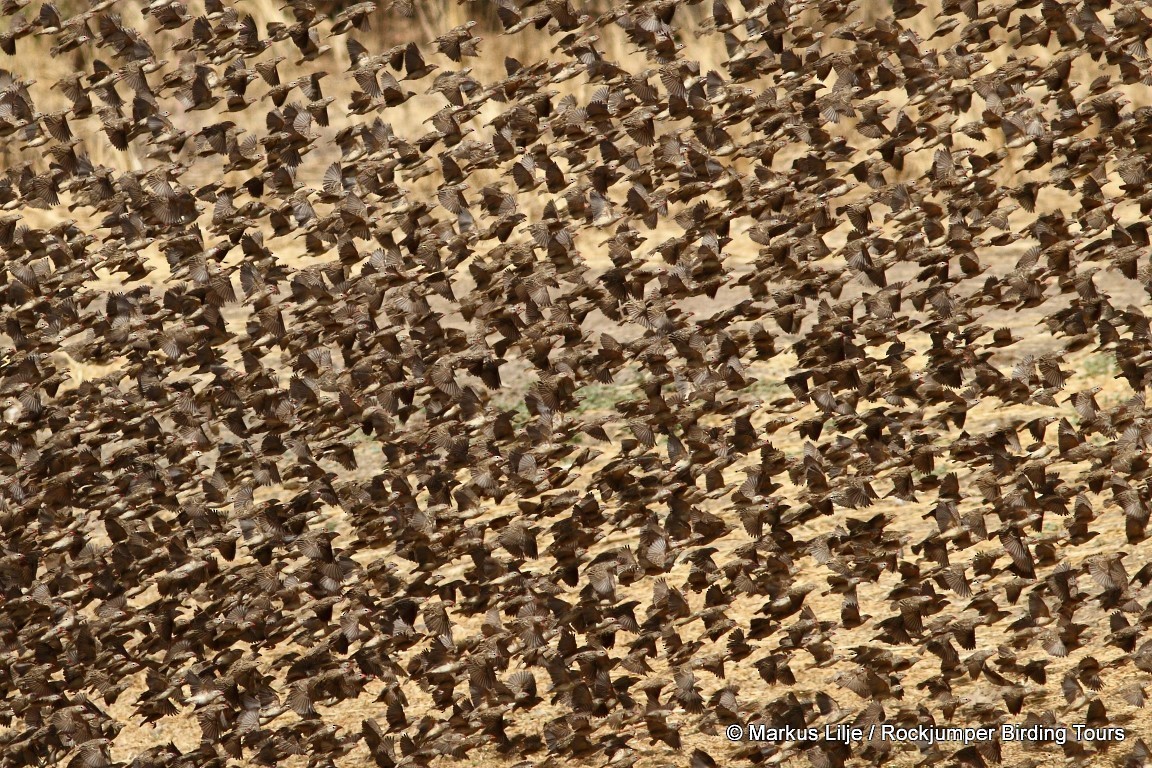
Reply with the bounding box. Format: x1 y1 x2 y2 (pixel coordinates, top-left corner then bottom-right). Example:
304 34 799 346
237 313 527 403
5 1 1152 767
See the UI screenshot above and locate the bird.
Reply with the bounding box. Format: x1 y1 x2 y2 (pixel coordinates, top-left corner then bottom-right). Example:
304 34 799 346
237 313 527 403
1 1 1152 767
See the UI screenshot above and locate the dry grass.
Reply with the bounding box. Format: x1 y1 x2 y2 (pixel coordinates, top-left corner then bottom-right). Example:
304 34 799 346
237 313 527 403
5 0 1152 767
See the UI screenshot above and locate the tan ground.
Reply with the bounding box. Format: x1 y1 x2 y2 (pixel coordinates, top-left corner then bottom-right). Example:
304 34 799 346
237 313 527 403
4 1 1152 767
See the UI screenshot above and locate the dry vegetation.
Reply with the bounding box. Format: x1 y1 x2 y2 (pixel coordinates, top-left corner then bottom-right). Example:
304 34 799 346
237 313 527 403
3 0 1152 767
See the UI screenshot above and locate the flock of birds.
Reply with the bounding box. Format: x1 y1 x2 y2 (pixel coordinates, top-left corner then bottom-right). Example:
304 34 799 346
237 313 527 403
5 0 1152 766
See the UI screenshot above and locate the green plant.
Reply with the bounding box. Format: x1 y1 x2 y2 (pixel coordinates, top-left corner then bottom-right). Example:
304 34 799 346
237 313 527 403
1081 354 1115 379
